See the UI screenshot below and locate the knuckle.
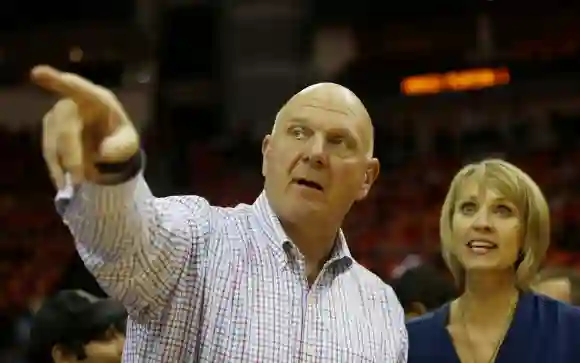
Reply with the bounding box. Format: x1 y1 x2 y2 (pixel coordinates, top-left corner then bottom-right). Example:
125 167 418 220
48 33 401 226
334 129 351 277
54 98 77 114
58 129 77 147
49 102 83 131
98 87 118 103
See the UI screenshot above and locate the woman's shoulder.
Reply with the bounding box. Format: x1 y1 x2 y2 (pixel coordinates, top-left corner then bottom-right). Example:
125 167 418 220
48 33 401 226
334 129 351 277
530 292 580 324
527 293 580 359
406 304 448 336
405 305 450 362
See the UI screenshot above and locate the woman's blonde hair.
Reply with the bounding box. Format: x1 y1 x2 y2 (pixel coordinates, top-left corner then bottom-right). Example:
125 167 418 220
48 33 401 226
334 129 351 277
440 159 550 289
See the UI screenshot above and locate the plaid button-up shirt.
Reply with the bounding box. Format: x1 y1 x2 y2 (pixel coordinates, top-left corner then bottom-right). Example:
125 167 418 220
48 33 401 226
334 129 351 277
57 175 407 362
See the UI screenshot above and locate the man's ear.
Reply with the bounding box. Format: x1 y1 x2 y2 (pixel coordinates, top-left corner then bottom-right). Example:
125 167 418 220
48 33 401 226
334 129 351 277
356 157 380 201
261 134 272 177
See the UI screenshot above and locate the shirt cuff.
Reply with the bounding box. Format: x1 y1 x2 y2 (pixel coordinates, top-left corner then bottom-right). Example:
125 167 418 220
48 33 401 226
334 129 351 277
55 150 147 216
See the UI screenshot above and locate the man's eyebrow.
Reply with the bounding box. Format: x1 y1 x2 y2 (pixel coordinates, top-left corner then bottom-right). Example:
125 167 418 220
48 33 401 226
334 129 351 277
326 127 359 143
286 117 309 125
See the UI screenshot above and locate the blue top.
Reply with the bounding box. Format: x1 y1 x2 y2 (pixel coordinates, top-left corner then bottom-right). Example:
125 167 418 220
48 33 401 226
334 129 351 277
407 292 580 363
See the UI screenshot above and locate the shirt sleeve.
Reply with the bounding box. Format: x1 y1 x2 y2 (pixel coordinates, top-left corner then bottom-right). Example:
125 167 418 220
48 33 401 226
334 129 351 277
56 172 218 321
398 326 408 363
395 293 408 363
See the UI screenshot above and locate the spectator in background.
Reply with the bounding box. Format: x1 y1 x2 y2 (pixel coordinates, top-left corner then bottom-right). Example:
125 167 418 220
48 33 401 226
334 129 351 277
392 264 457 319
532 267 580 305
27 290 126 363
56 252 107 298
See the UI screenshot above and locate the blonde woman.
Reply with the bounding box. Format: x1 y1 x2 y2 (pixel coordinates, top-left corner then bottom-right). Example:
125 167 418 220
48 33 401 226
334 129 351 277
407 159 580 363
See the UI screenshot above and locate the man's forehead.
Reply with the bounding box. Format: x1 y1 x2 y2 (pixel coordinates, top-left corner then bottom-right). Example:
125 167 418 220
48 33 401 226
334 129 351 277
273 83 374 154
282 86 370 126
285 98 355 118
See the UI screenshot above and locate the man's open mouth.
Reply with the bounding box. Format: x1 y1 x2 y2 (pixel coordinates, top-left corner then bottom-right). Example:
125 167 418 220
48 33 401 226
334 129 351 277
294 178 323 191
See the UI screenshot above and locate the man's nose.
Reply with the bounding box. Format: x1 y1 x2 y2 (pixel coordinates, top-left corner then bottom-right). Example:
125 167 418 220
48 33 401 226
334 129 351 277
302 135 328 168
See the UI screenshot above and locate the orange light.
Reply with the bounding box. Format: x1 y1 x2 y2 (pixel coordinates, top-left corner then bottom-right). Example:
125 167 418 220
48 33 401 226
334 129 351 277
401 73 443 95
401 68 510 95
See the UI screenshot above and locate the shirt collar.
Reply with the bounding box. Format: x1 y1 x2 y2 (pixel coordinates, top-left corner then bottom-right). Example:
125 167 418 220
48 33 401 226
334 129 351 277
251 191 353 269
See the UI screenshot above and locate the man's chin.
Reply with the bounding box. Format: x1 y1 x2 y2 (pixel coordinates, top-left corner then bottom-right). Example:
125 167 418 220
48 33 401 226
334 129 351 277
284 202 327 222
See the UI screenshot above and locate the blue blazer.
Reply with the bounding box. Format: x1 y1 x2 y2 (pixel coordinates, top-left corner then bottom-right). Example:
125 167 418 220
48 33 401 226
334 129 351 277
407 292 580 363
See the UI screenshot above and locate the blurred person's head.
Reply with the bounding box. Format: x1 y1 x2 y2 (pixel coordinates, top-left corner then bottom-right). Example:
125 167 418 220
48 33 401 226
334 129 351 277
532 267 580 305
393 264 457 319
261 83 379 230
440 159 550 290
28 290 126 363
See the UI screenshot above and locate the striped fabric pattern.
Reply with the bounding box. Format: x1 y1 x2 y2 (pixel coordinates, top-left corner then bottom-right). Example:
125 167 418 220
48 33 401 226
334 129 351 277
56 175 407 362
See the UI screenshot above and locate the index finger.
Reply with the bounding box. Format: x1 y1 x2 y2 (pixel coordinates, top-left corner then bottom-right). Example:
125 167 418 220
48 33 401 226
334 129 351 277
30 65 102 104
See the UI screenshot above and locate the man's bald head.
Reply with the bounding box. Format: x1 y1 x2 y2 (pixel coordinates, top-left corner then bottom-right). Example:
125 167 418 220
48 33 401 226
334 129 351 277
273 83 374 157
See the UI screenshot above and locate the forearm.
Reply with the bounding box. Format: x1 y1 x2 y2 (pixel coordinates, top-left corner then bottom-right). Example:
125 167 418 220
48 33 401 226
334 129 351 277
56 153 216 319
59 172 159 313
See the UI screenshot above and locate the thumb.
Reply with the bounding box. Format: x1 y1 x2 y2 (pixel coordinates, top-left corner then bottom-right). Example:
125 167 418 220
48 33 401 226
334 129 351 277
98 124 140 163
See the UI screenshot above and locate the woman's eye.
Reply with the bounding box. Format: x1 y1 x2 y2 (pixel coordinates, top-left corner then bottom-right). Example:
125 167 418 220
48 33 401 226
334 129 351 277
495 204 513 216
459 202 477 214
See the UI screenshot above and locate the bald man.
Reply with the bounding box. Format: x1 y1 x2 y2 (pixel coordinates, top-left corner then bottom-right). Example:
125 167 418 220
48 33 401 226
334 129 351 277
32 66 407 363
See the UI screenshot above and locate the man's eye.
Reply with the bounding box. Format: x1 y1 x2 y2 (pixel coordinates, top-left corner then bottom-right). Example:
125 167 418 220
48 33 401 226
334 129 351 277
290 127 306 139
328 136 345 145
